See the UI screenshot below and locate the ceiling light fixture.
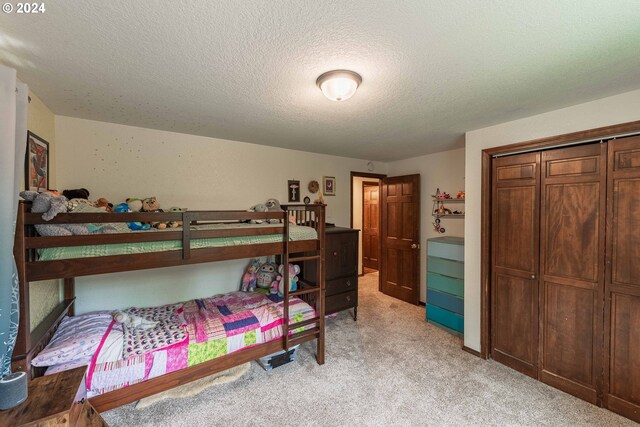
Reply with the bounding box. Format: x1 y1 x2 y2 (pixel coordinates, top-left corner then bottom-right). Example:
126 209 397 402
316 70 362 102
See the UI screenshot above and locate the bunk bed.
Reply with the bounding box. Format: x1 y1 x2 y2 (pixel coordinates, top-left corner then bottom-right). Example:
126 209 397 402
11 201 326 411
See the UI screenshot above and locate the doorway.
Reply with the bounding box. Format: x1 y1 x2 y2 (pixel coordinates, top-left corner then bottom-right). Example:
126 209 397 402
351 172 421 305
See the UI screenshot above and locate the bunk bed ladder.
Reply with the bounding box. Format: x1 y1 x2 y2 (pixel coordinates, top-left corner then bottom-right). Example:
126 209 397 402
282 206 325 364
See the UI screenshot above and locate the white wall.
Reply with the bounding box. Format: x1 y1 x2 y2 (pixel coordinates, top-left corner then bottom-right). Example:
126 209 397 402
387 148 465 302
464 88 640 352
55 116 387 313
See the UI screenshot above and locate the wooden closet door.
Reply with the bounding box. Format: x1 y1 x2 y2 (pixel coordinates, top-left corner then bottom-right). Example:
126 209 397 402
491 152 540 378
539 144 606 404
604 136 640 423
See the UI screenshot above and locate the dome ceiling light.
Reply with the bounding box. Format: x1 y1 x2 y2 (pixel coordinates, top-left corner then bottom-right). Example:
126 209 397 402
316 70 362 102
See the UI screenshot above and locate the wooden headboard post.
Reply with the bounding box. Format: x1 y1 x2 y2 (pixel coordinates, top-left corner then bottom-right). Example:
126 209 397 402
12 200 30 371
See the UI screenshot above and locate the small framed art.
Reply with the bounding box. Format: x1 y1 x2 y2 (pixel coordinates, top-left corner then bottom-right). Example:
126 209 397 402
25 131 49 192
288 180 300 202
323 176 336 196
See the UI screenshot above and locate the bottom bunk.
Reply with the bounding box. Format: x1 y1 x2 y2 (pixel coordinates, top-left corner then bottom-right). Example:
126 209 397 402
30 290 319 411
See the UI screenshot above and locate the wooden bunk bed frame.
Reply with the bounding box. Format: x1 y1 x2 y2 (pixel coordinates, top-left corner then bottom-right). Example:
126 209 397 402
11 201 326 411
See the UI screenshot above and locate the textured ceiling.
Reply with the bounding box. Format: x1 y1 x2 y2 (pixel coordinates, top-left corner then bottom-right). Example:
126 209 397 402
2 1 640 161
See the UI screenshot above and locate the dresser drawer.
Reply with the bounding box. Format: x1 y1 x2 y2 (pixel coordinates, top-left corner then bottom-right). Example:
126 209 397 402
326 276 357 296
427 255 464 280
427 239 464 262
427 272 464 297
325 232 358 279
427 288 463 315
326 290 357 314
427 304 464 334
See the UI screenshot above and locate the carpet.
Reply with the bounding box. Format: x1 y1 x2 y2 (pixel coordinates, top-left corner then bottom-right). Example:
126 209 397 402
135 363 250 409
103 272 633 426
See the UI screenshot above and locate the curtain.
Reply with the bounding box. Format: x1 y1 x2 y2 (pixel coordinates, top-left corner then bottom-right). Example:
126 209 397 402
0 65 28 377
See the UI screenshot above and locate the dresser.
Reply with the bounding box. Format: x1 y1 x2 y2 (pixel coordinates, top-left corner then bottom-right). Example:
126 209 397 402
0 366 108 426
304 227 359 320
426 236 464 335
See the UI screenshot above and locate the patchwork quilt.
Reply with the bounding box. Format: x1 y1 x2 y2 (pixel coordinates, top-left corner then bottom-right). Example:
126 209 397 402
86 292 315 396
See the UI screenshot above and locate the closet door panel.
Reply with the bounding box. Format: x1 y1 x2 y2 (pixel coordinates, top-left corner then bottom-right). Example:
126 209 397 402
491 152 540 378
540 144 605 404
605 137 640 422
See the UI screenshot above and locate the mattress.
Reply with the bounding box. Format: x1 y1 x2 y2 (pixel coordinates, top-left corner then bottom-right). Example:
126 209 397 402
38 222 317 261
45 291 316 397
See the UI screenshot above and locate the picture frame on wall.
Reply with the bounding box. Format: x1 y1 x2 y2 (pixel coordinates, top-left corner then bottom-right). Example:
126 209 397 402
288 180 300 202
25 131 49 192
323 176 336 196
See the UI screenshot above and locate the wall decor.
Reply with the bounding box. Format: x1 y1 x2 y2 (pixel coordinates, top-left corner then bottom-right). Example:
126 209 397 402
288 180 300 202
304 196 311 205
323 176 336 196
25 131 49 191
308 180 319 194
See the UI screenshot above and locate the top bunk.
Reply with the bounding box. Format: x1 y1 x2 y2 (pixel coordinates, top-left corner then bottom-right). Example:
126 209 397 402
15 200 326 282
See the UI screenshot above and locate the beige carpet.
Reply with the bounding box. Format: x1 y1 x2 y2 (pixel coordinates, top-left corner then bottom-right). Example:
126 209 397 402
104 272 633 426
135 363 250 409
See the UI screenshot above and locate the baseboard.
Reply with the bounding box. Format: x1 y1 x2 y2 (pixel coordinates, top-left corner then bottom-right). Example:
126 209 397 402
418 301 426 307
462 345 483 359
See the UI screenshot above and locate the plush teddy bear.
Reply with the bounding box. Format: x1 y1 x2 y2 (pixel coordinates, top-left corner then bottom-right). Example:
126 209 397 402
255 262 279 289
247 203 269 224
274 264 300 296
62 188 90 200
264 199 284 224
20 191 116 236
141 197 171 229
95 197 113 212
240 258 262 292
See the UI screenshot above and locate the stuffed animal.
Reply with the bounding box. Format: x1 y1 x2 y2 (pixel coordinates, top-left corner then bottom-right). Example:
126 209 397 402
113 202 150 231
264 199 283 224
313 191 325 205
275 264 300 296
141 197 171 229
62 188 90 200
256 262 279 289
112 310 157 330
95 197 113 212
247 203 269 224
240 258 262 292
126 198 143 212
167 207 186 228
20 191 116 236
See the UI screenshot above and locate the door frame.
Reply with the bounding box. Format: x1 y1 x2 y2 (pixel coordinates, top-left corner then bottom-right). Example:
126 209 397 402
362 180 381 273
480 119 640 359
350 172 386 287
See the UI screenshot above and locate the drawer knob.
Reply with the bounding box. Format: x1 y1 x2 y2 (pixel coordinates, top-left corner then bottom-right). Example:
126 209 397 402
333 251 338 256
346 296 351 302
346 280 351 286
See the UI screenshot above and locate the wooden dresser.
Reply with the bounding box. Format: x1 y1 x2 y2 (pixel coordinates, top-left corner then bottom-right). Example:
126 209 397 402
0 367 108 427
304 227 359 320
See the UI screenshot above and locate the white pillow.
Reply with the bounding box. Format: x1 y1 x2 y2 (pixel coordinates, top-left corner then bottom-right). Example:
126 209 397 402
32 311 116 367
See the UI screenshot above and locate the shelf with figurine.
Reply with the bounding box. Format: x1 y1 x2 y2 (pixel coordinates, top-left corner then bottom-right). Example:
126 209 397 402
431 189 465 233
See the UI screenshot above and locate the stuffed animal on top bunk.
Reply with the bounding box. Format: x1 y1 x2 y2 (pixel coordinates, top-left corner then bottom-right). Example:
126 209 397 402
19 191 118 236
140 196 181 229
273 263 300 296
113 202 151 231
240 258 263 292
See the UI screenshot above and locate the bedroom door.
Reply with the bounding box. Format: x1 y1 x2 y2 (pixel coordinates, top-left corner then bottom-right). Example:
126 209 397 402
380 174 420 304
362 182 380 271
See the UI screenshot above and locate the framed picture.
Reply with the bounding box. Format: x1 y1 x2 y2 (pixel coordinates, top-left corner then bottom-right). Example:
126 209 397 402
323 176 336 196
25 131 49 192
288 180 300 202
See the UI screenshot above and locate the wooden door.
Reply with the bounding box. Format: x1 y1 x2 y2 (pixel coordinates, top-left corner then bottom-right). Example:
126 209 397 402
381 174 420 304
604 136 640 423
491 152 540 378
539 144 606 404
362 182 380 271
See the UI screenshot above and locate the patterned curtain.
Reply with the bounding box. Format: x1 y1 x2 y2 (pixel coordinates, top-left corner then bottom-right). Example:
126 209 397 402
0 65 28 377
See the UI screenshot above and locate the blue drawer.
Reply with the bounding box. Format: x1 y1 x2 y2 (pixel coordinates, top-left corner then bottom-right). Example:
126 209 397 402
427 256 464 279
426 272 464 297
427 289 463 315
427 237 464 262
426 304 464 334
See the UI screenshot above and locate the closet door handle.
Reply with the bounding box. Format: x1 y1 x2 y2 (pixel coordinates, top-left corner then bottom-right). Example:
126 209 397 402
530 275 535 279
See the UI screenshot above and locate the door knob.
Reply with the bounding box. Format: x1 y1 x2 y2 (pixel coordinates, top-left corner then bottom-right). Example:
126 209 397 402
411 243 418 249
531 275 535 279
